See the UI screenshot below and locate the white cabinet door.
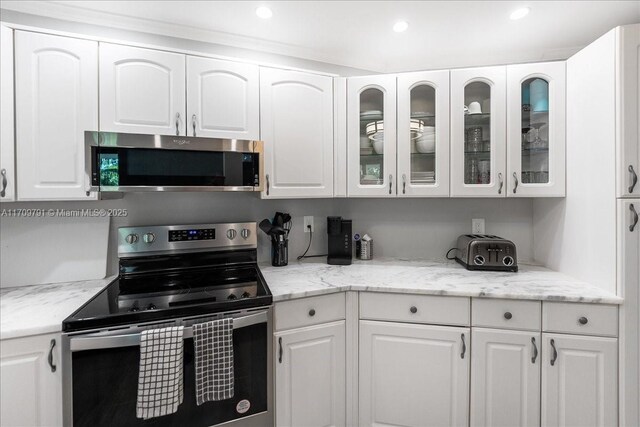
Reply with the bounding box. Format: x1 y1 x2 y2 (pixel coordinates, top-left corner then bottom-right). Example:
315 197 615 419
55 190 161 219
0 25 15 202
542 333 618 427
450 66 506 197
397 70 450 197
470 328 541 427
619 199 640 427
507 61 566 197
359 320 469 427
186 56 258 139
260 67 334 198
100 43 186 135
0 333 62 427
347 75 397 197
15 31 98 201
618 24 640 198
275 321 345 427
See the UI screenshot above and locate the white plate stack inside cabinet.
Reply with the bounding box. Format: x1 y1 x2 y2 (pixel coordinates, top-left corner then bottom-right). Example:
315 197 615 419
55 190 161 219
0 25 15 202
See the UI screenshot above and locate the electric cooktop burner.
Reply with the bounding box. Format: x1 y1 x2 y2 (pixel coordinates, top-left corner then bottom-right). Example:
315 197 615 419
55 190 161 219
63 222 272 332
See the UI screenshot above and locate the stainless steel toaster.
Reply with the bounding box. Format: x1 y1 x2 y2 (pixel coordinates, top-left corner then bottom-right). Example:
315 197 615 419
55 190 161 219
455 234 518 272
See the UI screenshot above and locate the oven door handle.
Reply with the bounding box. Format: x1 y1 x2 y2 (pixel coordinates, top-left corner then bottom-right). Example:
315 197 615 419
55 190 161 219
69 311 267 352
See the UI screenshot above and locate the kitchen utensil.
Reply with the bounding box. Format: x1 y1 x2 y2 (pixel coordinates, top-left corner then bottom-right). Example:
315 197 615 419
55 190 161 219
372 140 384 154
416 138 435 153
478 160 490 184
454 234 518 272
468 101 482 114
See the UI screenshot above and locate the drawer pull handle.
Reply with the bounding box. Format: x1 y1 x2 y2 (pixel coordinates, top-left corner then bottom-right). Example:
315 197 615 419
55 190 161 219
504 311 513 320
48 339 57 372
631 204 639 232
308 309 316 317
409 306 417 314
578 316 588 325
531 337 538 364
550 338 558 366
630 165 638 193
278 337 283 363
460 333 466 359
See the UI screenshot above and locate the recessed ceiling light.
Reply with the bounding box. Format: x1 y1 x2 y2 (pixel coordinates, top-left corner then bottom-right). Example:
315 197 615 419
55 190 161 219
393 21 409 33
510 7 530 20
256 6 273 19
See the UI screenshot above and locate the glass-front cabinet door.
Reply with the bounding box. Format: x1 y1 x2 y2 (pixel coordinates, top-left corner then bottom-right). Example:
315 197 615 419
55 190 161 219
397 70 449 197
450 66 507 197
507 62 566 197
347 75 396 197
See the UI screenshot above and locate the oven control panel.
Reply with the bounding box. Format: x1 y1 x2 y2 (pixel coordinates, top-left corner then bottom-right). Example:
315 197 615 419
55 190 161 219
118 222 257 257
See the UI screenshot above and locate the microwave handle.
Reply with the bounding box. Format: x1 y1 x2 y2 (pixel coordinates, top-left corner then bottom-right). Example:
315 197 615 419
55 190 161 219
69 310 267 352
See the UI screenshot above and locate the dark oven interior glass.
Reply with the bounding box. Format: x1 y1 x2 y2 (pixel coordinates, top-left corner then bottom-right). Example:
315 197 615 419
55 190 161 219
71 323 267 427
92 147 259 187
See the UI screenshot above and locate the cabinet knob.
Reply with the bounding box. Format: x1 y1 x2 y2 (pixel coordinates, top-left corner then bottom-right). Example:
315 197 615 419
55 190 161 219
578 316 588 325
410 306 417 314
308 309 316 317
504 311 513 320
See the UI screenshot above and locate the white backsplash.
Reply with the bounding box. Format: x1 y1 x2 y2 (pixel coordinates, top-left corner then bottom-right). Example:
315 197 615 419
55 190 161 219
1 193 534 282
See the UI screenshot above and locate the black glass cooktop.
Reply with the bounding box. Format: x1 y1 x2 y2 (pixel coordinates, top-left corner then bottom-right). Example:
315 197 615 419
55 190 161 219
63 251 272 332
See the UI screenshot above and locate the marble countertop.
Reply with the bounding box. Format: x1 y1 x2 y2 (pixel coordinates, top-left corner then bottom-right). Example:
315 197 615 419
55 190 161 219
261 258 622 305
0 276 116 340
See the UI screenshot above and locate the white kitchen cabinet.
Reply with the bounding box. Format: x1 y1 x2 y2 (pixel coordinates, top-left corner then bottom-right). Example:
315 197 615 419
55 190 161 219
0 333 62 427
397 70 450 197
15 31 98 200
99 43 186 135
470 328 541 427
507 62 566 197
260 67 334 198
347 75 397 197
186 56 259 139
275 321 346 427
359 320 469 427
0 25 15 202
618 25 640 198
542 333 618 427
450 66 507 197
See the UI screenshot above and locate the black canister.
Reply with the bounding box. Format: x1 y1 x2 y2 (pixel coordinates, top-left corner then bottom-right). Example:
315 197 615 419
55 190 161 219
271 235 288 267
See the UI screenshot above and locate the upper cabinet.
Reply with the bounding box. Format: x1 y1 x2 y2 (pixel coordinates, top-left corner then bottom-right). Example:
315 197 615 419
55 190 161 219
186 57 259 139
260 68 334 198
0 25 15 202
99 43 186 135
450 66 507 197
15 31 98 200
347 75 397 197
397 70 450 197
507 62 566 197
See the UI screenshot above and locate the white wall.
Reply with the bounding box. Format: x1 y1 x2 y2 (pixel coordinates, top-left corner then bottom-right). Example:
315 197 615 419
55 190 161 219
1 194 534 280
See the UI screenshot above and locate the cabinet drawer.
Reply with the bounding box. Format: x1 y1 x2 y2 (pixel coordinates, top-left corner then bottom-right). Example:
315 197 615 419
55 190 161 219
359 293 469 326
542 302 618 337
275 293 345 331
472 298 541 331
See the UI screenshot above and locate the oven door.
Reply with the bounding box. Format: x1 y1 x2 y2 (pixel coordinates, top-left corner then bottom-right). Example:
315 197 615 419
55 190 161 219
62 309 273 427
85 131 263 193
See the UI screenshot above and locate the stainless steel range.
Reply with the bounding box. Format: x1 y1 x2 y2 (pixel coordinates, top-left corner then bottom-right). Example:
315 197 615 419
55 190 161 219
61 222 273 427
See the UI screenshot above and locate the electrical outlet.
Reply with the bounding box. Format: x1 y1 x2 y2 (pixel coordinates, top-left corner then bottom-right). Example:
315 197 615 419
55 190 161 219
472 218 485 234
303 216 314 233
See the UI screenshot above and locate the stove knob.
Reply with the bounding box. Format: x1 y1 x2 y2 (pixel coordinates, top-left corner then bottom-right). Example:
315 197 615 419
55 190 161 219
240 229 251 239
143 233 156 244
241 292 251 299
125 233 139 244
147 303 157 310
226 229 237 240
227 294 237 300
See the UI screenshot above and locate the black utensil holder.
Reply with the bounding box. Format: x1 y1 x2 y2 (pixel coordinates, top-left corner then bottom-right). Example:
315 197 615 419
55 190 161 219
271 238 288 267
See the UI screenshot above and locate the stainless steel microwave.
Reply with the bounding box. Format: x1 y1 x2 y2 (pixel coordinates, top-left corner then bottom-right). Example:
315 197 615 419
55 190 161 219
85 131 264 193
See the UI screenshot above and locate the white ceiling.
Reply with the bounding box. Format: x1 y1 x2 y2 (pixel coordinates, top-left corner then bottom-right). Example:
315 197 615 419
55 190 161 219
2 0 639 73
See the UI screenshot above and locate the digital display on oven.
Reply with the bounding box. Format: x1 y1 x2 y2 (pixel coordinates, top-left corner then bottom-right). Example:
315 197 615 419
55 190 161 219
169 228 215 242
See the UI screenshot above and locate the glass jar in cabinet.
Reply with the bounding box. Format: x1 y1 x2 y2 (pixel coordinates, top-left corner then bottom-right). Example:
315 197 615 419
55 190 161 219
347 75 397 197
396 70 450 197
507 62 566 197
450 66 507 197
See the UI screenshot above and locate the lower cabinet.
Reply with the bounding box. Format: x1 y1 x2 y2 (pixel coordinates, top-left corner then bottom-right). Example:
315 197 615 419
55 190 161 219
359 320 470 427
0 333 62 427
471 328 541 427
542 333 618 427
274 321 346 427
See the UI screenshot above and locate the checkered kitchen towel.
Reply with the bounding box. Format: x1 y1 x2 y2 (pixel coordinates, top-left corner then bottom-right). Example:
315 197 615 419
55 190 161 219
136 326 185 419
193 318 234 405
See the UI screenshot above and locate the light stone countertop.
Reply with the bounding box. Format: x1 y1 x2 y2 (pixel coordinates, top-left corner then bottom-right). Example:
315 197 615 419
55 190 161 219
0 259 622 340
